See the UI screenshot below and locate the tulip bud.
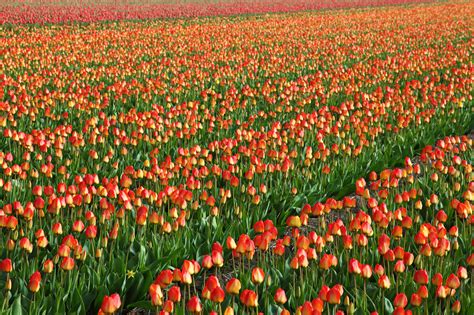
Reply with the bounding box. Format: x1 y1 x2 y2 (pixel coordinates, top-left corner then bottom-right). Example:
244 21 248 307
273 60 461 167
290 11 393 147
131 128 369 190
344 296 350 306
5 278 12 291
7 239 15 252
453 240 459 250
348 303 355 314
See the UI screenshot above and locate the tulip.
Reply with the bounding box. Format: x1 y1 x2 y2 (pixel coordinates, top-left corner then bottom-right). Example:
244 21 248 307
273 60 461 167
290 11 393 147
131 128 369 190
319 285 330 301
413 270 429 285
28 271 42 293
210 287 225 303
211 250 224 267
374 264 385 276
361 264 372 279
451 300 461 313
0 258 12 273
417 285 428 299
168 286 181 302
155 269 173 288
446 274 460 289
60 257 75 271
431 273 443 286
187 296 202 313
240 289 258 308
393 293 407 308
410 293 422 307
251 267 265 284
101 293 121 314
435 285 450 299
225 278 241 295
226 236 236 250
327 287 341 304
163 300 173 313
378 275 390 289
348 258 361 274
274 288 287 304
394 260 405 273
43 259 54 273
286 216 301 227
85 225 97 239
457 266 468 279
202 255 213 269
149 283 163 307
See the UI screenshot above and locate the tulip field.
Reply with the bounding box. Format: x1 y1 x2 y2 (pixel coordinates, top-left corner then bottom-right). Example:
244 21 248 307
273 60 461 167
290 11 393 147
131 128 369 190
0 0 473 314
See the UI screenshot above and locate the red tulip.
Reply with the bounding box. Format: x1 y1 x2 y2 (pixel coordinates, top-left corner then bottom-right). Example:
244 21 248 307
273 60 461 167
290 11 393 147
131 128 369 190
327 287 341 304
417 285 428 299
60 257 75 271
163 300 174 313
28 271 41 293
168 286 181 302
431 273 443 286
0 258 12 273
186 296 202 313
451 300 461 313
348 258 361 274
202 255 213 269
274 288 287 304
101 293 121 314
393 293 408 308
414 270 429 285
149 283 163 306
394 260 405 273
240 289 258 308
210 286 225 303
410 293 422 307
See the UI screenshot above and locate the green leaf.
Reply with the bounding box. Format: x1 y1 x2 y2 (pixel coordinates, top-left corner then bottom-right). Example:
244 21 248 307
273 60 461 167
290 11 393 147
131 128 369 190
384 297 394 313
11 295 23 315
71 287 86 315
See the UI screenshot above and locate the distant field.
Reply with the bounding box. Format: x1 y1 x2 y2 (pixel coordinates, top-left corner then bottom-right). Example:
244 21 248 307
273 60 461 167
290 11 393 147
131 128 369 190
0 0 432 24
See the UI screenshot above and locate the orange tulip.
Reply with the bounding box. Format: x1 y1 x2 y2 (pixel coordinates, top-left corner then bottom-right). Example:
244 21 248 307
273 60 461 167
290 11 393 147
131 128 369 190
378 275 390 289
240 289 258 308
0 258 12 273
251 267 265 284
149 283 163 306
60 257 75 271
327 287 341 304
186 296 202 313
28 271 41 293
101 293 121 314
274 288 287 304
225 278 241 295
